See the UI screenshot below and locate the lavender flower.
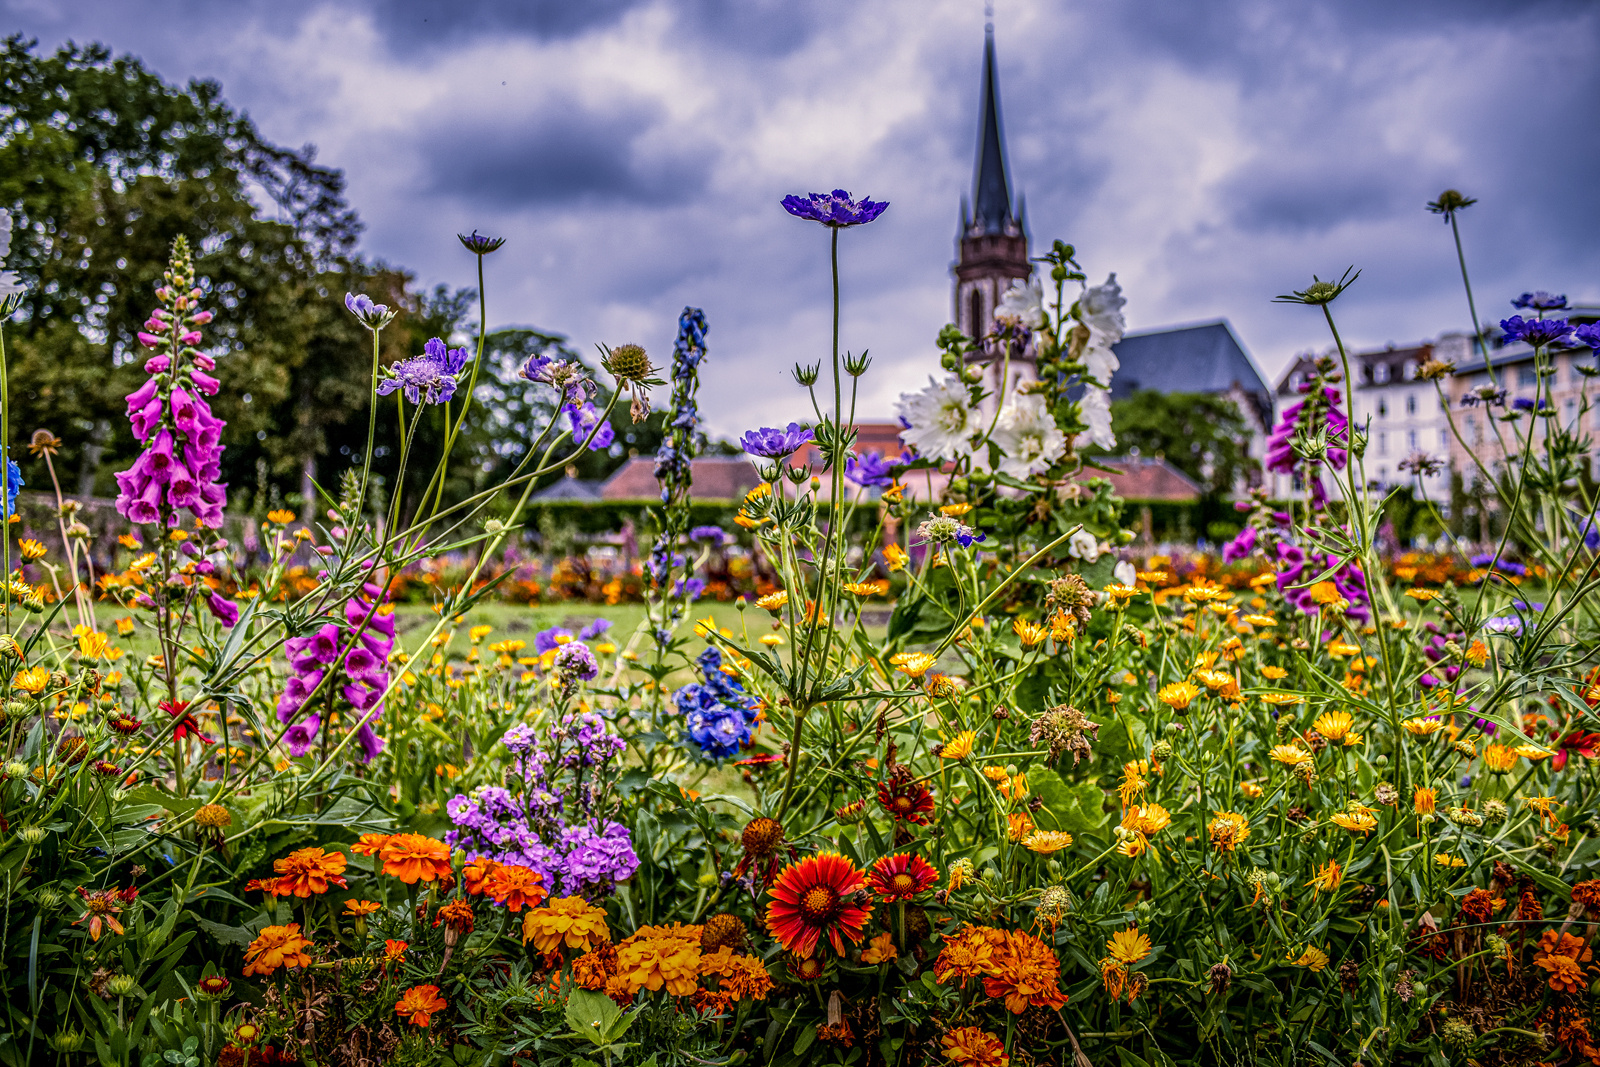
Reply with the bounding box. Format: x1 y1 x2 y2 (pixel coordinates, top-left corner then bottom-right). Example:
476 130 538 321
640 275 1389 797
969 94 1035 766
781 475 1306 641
1499 316 1573 348
1511 291 1567 310
844 451 895 488
781 189 889 227
740 422 814 459
379 337 472 404
344 292 396 330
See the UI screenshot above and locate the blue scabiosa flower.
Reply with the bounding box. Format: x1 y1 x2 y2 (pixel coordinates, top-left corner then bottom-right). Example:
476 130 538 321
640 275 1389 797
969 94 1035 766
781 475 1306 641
740 422 814 459
1512 397 1549 412
689 525 728 545
1500 316 1573 348
562 401 615 450
1511 291 1567 310
533 626 573 654
379 337 472 404
345 292 397 331
1576 323 1600 350
578 618 612 641
457 230 506 255
844 451 895 488
781 189 889 227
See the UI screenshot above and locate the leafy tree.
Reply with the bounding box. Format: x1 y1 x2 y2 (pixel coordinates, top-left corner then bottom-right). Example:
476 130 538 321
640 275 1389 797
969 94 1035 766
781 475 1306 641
1097 389 1258 496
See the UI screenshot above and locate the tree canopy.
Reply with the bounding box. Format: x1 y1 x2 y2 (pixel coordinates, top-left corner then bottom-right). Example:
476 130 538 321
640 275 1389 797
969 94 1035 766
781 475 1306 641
1101 389 1258 496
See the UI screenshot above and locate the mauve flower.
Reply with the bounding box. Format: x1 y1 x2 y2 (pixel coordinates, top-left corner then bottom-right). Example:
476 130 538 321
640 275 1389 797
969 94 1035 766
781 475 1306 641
844 451 895 488
207 593 240 628
781 189 888 227
688 525 727 545
457 230 506 255
533 627 572 655
380 337 472 405
345 292 395 330
740 422 814 459
1222 526 1257 562
553 641 599 682
1500 316 1574 348
578 618 612 640
1511 291 1567 310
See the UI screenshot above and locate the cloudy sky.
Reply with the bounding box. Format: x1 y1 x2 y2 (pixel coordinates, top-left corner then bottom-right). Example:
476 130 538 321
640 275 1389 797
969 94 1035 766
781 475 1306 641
9 0 1599 437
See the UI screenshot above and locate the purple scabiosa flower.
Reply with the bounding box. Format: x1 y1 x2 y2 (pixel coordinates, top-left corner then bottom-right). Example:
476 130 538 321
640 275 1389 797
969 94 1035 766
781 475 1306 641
562 401 614 450
553 641 599 682
380 337 472 404
1511 291 1567 310
1483 616 1523 636
673 576 707 600
578 618 612 641
844 450 895 488
1499 316 1573 348
533 626 572 654
1576 323 1600 350
345 292 396 330
688 525 727 545
740 422 814 459
457 230 506 255
915 512 985 549
781 189 888 227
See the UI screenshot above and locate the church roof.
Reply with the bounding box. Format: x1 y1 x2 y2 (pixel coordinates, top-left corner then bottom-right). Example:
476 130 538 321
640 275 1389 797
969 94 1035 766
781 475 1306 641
1109 320 1274 427
970 29 1015 236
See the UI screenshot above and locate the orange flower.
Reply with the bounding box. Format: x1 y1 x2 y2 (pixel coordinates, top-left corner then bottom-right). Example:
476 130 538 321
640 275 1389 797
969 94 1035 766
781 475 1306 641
383 939 408 964
1006 812 1035 841
434 898 476 938
865 854 939 902
934 924 1005 983
272 847 348 898
1535 930 1592 964
766 853 874 958
379 834 453 884
71 886 136 941
860 931 898 965
1537 954 1587 993
348 833 391 857
243 923 314 977
572 944 618 990
483 864 548 913
521 896 611 956
980 929 1069 1013
343 899 381 917
941 1026 1009 1067
615 931 702 996
462 855 503 896
395 984 446 1026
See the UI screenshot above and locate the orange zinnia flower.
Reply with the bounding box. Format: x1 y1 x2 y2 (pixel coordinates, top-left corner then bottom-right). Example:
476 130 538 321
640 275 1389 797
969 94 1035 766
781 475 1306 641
980 929 1069 1014
483 864 548 913
865 853 939 902
765 853 873 958
379 833 453 884
272 847 348 898
383 939 408 964
395 984 447 1026
243 923 314 977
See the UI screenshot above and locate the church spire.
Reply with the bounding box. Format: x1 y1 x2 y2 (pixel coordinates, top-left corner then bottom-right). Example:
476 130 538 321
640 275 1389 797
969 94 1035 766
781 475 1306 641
971 27 1015 237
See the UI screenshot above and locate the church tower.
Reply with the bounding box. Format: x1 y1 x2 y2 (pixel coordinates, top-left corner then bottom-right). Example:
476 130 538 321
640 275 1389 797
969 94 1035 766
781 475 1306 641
953 28 1030 347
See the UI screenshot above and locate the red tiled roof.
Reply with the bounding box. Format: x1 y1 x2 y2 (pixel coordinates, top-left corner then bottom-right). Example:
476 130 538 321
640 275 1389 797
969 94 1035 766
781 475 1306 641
798 423 904 470
600 456 764 502
1085 457 1201 502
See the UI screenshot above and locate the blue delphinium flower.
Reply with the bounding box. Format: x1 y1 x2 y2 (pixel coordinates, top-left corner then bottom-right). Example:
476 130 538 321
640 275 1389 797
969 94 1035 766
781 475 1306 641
673 576 707 600
1576 323 1600 350
563 401 615 450
675 646 760 759
740 422 814 459
0 450 21 518
1511 291 1567 310
647 309 708 600
844 451 894 488
1500 316 1574 348
781 189 889 227
379 337 472 404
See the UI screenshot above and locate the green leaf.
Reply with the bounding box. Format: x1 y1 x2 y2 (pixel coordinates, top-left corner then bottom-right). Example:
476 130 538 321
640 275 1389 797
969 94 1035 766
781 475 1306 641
793 1023 817 1057
1027 766 1109 835
564 987 628 1046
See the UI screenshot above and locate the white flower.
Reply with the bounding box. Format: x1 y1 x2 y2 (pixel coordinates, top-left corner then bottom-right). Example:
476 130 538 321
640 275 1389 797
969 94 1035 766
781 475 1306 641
993 393 1066 478
1114 559 1137 587
1068 529 1101 562
1081 273 1126 343
896 375 978 461
1075 386 1116 451
1083 342 1119 385
0 211 22 302
994 277 1046 331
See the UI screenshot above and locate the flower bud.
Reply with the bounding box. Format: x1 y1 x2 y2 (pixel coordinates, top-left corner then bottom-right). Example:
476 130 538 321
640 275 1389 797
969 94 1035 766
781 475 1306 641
106 975 138 997
17 825 47 845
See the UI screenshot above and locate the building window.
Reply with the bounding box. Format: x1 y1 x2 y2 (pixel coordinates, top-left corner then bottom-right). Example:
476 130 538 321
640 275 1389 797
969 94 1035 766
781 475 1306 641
1407 430 1417 451
1378 398 1388 418
968 289 983 337
1406 394 1417 415
1377 431 1387 455
1518 365 1536 387
1373 363 1390 384
1438 428 1448 448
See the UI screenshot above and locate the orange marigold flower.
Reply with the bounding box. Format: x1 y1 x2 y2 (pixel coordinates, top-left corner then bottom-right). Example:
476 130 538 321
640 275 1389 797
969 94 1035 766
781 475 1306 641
866 853 939 902
434 898 476 936
766 852 874 958
343 899 381 917
980 928 1069 1014
272 847 348 898
461 855 503 896
395 984 446 1027
615 931 702 996
1537 954 1587 993
348 833 391 857
1458 888 1505 925
1571 879 1600 911
860 931 898 965
379 833 453 884
572 944 617 990
935 924 1005 984
483 864 548 913
383 939 408 964
941 1026 1009 1067
1535 930 1592 964
243 923 314 977
521 895 611 956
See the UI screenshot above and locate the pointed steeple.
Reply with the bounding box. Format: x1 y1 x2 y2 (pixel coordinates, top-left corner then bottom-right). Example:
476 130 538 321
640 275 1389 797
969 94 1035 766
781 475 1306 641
971 27 1015 237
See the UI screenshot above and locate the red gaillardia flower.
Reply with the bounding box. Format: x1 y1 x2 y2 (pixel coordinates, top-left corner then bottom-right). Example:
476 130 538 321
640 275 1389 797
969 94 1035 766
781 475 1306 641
733 816 795 888
766 853 873 958
161 699 214 745
876 768 934 825
866 853 939 902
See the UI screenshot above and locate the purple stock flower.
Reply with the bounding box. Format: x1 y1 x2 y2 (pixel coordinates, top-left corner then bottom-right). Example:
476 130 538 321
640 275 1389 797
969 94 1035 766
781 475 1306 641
1500 316 1574 348
379 337 472 405
844 450 895 488
740 422 815 459
781 189 889 227
1511 291 1567 310
553 641 599 682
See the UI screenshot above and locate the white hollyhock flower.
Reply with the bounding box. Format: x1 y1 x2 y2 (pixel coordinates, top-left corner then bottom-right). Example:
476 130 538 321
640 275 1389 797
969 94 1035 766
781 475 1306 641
1068 529 1101 562
1076 386 1116 451
1084 343 1119 385
993 393 1066 479
1081 273 1126 342
896 375 978 461
994 276 1046 331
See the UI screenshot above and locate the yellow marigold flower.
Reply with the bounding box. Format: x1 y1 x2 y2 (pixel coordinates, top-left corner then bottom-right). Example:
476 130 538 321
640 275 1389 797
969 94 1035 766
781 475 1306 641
1243 614 1278 627
759 633 783 647
843 580 887 596
1308 581 1344 606
1248 571 1278 589
756 591 789 611
940 503 973 517
521 896 611 956
1482 744 1518 774
1312 711 1352 742
1116 834 1149 858
1010 618 1047 648
1207 811 1251 851
1158 681 1201 710
1326 641 1361 658
1306 860 1342 894
114 617 135 636
891 652 938 679
1240 781 1263 799
1291 946 1330 972
1259 666 1288 680
1514 745 1552 761
1021 830 1074 854
1413 787 1437 815
1464 640 1489 667
1331 809 1378 834
77 631 112 659
941 731 976 760
1404 588 1436 601
17 539 45 562
1270 744 1312 766
12 666 50 695
1006 812 1035 842
1402 716 1445 736
1434 853 1466 868
1105 927 1152 965
860 931 898 964
883 544 909 572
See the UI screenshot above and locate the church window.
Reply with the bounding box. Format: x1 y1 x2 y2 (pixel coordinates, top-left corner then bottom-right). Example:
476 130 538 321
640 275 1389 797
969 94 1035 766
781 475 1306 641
968 289 984 337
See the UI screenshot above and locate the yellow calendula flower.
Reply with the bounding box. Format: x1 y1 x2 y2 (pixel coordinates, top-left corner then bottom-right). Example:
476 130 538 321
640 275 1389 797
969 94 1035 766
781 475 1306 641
1434 853 1466 868
1258 692 1301 706
1524 796 1563 826
1326 641 1361 658
1195 669 1233 691
1105 927 1152 965
1117 761 1148 806
17 539 46 562
1308 582 1346 608
1104 584 1138 604
940 731 976 760
1240 781 1263 799
1049 612 1077 644
1012 618 1048 648
1207 811 1250 851
1306 860 1342 894
1122 803 1171 836
1404 588 1436 602
469 625 493 642
890 652 938 679
1158 681 1202 710
114 617 136 636
1413 787 1437 815
1291 946 1330 972
1270 744 1312 766
843 580 887 597
12 666 50 695
1183 580 1231 604
756 591 788 612
1021 830 1074 855
1330 809 1378 834
1402 716 1446 736
1137 570 1170 584
759 633 783 647
881 483 904 503
1312 711 1353 742
1259 665 1288 680
1482 744 1518 774
266 508 297 525
1006 811 1036 841
77 631 112 659
939 503 973 517
1242 614 1278 627
883 544 909 572
1464 640 1489 667
1513 745 1552 761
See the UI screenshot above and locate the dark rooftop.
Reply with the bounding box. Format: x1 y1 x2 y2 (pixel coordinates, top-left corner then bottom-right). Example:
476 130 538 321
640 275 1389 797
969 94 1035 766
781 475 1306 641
1110 320 1273 427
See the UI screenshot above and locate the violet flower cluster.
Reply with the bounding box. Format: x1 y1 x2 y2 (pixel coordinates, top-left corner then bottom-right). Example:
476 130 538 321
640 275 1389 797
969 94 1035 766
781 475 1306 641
675 646 760 759
277 568 394 762
446 717 637 899
1265 379 1349 509
740 422 814 460
647 309 709 606
115 236 228 531
378 337 472 405
1274 542 1369 623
